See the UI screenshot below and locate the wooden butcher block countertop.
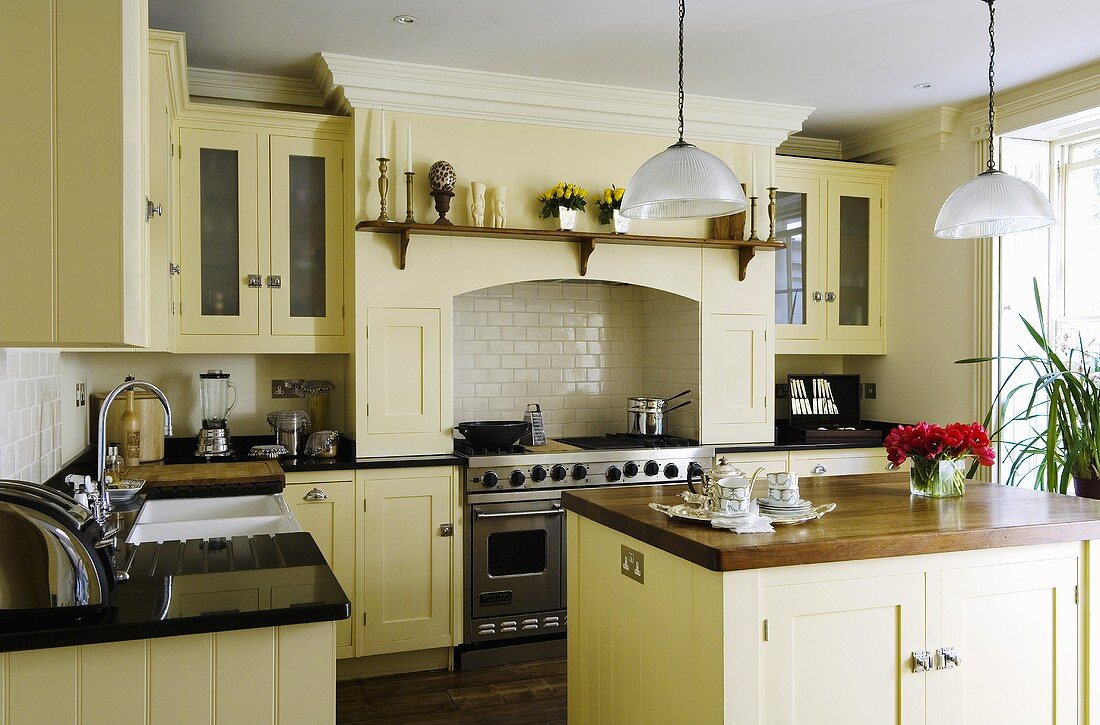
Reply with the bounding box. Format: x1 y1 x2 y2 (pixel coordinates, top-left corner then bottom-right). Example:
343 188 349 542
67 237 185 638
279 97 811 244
561 472 1100 572
120 460 285 497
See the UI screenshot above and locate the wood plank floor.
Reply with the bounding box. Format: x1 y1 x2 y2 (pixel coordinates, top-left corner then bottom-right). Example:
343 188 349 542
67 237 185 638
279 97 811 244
337 657 567 724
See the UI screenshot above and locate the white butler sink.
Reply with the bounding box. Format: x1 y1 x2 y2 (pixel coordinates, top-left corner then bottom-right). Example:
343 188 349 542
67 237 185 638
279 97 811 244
125 494 301 545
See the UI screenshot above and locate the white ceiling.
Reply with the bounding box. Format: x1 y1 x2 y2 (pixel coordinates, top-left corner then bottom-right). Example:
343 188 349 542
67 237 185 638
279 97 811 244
150 0 1100 138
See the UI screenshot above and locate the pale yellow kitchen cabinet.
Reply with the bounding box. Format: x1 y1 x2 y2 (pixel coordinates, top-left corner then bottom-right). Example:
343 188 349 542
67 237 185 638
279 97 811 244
360 307 453 456
788 446 896 476
774 157 892 355
569 515 1084 724
284 473 357 658
357 467 462 656
175 124 349 352
0 0 149 347
0 622 336 724
700 313 771 443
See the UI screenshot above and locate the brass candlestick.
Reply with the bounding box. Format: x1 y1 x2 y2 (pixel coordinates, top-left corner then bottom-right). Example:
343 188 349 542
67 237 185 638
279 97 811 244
376 157 391 222
747 195 763 242
404 172 416 223
766 186 778 243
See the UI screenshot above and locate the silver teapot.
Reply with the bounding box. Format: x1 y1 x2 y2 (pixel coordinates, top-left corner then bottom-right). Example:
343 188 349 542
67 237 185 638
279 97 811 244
686 457 765 516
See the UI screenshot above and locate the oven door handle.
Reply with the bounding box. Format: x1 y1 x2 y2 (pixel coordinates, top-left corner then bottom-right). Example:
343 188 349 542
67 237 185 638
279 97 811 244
472 504 563 519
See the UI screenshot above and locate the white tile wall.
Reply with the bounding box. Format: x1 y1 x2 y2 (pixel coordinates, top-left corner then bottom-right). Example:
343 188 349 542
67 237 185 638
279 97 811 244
0 349 62 483
454 282 700 439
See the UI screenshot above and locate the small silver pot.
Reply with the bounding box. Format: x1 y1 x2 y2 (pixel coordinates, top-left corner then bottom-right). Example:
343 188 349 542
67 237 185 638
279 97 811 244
305 430 340 458
626 398 692 436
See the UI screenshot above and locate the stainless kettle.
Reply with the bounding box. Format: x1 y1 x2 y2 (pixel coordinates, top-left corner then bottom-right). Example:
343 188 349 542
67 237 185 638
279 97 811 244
305 430 340 458
0 480 115 623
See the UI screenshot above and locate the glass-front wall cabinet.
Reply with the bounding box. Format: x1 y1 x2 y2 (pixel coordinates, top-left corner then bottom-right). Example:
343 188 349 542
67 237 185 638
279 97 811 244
179 128 260 336
774 158 888 354
178 127 345 342
269 135 344 336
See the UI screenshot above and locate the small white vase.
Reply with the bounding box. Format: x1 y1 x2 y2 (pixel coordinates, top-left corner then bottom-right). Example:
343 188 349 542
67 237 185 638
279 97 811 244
612 209 630 234
557 206 578 231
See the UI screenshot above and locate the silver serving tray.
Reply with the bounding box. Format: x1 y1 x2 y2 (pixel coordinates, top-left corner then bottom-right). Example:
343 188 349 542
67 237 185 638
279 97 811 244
648 502 753 523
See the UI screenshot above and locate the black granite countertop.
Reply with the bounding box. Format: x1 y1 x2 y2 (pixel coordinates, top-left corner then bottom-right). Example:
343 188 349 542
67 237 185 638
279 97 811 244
0 529 349 653
715 420 898 455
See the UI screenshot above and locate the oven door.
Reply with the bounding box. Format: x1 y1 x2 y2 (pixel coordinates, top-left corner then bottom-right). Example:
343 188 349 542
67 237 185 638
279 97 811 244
470 499 564 620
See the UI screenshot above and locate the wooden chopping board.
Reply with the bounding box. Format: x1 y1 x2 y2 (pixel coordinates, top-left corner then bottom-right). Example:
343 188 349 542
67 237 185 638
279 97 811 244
523 440 584 453
120 461 285 495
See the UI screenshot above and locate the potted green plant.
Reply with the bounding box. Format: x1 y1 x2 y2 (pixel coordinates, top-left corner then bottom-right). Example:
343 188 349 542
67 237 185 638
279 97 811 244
538 182 588 231
958 280 1100 496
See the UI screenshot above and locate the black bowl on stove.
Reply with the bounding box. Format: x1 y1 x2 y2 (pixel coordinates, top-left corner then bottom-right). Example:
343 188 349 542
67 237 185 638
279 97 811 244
455 421 531 449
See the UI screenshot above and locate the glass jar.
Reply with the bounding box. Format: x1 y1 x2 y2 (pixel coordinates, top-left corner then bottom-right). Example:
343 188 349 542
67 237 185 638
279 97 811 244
910 457 968 498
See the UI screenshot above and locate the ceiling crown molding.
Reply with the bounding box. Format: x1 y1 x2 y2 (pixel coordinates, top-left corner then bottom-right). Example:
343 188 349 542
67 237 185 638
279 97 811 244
777 136 843 160
315 54 813 147
188 67 323 108
962 58 1100 141
841 106 961 163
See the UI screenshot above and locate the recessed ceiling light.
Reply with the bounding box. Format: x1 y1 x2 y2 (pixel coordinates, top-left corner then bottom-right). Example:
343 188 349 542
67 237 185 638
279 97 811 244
913 82 933 90
393 14 418 25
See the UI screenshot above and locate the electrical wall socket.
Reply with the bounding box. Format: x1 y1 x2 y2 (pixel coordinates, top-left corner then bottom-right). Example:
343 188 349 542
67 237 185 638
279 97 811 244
864 382 877 399
271 379 305 399
621 545 644 584
775 382 790 399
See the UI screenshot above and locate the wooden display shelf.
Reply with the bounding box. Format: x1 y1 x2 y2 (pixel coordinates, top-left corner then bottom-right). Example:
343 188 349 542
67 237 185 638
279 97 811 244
355 220 784 280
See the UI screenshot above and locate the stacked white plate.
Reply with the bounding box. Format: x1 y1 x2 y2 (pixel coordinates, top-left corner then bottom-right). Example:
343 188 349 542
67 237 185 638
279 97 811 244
756 497 814 516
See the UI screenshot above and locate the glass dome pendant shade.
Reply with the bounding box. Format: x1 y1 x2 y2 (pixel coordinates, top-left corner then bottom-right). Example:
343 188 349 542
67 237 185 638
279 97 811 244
620 140 748 220
933 0 1056 239
619 0 748 221
933 169 1056 239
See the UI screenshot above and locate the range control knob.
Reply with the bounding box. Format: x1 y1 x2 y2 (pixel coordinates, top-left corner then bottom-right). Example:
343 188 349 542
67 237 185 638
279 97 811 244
550 464 568 482
605 466 622 482
509 470 526 487
481 471 499 488
687 461 704 479
664 463 680 479
572 464 588 481
644 460 660 477
531 465 548 483
623 461 639 478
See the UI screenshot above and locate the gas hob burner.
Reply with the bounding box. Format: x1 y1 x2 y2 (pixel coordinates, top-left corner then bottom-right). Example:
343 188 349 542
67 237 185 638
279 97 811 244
453 440 526 457
555 433 701 450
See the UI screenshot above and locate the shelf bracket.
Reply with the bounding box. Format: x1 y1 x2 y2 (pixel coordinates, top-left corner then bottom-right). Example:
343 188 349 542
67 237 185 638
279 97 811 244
398 228 412 270
737 246 756 282
578 237 596 276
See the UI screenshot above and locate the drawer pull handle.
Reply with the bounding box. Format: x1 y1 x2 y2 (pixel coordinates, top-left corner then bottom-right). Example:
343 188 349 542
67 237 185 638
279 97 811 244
303 488 328 501
439 522 455 537
811 464 827 475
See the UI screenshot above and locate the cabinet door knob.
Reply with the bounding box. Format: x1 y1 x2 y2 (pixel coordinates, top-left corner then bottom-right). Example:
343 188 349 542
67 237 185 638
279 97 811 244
247 274 263 288
303 487 328 501
938 646 961 669
266 275 282 289
812 291 823 302
439 523 455 537
824 291 837 302
811 464 827 474
911 650 933 673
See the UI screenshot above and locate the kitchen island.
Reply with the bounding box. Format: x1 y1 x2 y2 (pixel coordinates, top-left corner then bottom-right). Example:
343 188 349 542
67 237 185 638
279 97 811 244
563 473 1100 724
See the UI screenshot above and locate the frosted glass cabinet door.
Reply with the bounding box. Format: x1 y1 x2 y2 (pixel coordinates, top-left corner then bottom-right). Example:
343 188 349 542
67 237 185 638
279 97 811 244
826 180 882 342
179 128 260 335
269 136 345 336
774 175 825 341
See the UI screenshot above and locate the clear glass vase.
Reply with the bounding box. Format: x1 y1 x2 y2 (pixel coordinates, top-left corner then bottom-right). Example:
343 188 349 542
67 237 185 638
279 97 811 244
910 458 967 498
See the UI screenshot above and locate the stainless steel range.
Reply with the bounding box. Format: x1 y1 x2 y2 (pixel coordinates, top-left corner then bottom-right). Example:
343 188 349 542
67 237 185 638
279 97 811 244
459 434 713 666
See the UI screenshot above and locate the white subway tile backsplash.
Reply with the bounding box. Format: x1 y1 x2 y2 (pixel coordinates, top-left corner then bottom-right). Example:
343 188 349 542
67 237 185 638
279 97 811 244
454 282 700 438
0 348 62 483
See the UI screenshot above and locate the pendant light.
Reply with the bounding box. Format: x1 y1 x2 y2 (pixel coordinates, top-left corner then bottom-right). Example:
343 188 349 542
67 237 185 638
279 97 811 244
933 0 1056 239
619 0 747 220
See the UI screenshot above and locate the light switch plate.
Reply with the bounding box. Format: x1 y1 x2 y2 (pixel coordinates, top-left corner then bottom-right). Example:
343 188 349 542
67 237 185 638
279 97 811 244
621 545 644 584
864 382 877 399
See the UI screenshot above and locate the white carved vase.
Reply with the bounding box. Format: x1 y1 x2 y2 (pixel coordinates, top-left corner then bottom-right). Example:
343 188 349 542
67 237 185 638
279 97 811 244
557 206 578 231
612 209 630 234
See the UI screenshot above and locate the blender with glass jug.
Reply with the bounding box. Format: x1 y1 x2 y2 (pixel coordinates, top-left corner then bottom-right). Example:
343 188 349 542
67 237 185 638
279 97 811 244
195 370 236 457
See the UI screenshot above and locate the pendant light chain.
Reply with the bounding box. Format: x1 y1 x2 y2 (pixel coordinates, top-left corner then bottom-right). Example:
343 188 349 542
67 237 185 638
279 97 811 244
677 0 685 143
985 0 997 172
